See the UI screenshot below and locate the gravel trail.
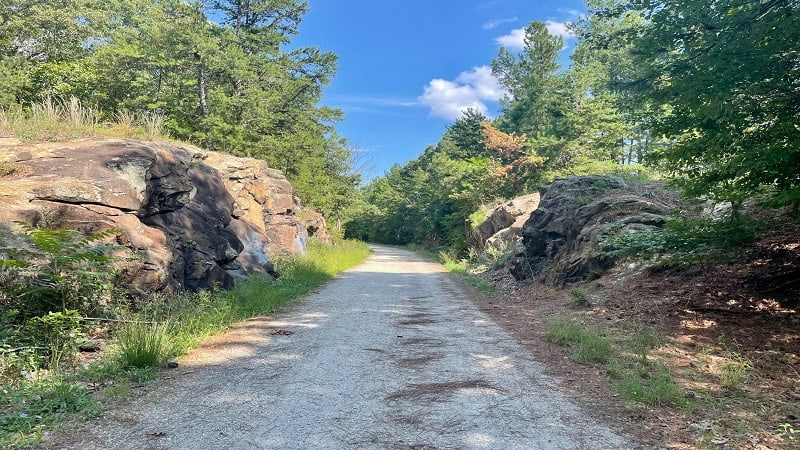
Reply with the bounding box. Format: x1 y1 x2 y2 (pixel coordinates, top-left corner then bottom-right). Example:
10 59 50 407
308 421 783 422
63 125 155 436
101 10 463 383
54 245 636 449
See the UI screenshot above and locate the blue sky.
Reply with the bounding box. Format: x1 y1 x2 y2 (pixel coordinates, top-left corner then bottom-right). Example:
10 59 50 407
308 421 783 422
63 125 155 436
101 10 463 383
293 0 587 179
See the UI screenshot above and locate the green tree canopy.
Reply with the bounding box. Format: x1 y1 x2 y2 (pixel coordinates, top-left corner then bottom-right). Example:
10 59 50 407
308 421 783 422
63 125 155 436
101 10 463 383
628 0 800 208
0 0 360 221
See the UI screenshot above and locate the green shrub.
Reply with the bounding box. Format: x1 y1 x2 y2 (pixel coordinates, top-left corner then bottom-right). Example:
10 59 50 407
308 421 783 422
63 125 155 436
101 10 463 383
474 239 515 271
23 311 83 371
0 223 120 318
602 216 772 266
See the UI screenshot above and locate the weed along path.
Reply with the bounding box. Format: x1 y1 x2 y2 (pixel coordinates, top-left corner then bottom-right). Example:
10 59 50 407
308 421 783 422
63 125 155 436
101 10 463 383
52 245 637 449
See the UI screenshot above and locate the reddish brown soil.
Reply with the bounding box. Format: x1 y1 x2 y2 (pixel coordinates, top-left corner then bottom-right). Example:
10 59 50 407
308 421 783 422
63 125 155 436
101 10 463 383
467 224 800 449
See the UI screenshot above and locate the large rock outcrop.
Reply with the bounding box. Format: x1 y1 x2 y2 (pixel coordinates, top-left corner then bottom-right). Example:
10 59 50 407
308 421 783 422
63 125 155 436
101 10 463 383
0 138 327 293
509 176 679 285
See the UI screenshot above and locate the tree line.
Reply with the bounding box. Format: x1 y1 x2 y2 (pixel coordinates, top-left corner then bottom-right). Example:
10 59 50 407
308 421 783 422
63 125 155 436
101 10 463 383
0 0 361 229
346 0 799 252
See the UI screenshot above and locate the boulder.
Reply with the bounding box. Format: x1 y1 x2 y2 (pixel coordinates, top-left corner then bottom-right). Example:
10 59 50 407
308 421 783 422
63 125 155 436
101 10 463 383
298 205 333 244
0 138 322 293
509 175 678 285
473 193 541 248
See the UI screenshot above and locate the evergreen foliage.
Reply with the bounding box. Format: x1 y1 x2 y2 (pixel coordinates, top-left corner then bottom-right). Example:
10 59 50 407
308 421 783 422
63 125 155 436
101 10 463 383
626 0 800 209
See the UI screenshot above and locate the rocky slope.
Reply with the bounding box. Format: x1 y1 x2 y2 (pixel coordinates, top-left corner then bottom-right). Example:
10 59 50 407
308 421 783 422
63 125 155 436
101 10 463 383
0 138 328 293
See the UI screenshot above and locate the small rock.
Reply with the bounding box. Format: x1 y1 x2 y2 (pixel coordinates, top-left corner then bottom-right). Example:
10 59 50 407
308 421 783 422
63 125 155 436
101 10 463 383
78 340 103 352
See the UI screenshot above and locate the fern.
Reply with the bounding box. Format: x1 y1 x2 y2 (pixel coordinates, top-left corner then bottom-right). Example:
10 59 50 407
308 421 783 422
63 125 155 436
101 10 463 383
0 223 121 316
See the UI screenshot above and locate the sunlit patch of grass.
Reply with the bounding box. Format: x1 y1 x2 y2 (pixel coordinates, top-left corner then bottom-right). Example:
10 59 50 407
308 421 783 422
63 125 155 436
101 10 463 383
0 96 168 142
607 357 688 407
437 250 495 294
545 315 612 364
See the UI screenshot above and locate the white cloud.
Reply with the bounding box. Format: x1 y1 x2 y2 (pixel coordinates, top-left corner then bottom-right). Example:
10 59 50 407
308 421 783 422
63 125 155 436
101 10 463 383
545 20 574 39
495 28 526 50
495 21 576 51
418 66 506 121
482 16 518 30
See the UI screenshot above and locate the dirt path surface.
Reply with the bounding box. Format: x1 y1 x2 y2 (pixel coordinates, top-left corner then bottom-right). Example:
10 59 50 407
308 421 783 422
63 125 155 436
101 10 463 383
51 246 638 449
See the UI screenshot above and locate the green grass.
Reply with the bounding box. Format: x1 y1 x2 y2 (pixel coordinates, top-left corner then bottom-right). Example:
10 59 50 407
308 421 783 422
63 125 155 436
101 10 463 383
232 239 372 316
545 315 612 364
0 96 167 142
0 239 371 448
568 288 589 307
718 347 751 390
615 366 683 406
115 320 174 369
628 326 663 364
544 315 688 408
607 357 688 407
439 252 495 295
0 376 99 447
438 250 495 295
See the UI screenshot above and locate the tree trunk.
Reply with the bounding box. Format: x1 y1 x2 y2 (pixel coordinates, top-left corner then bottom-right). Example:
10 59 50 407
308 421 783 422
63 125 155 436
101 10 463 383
194 51 208 116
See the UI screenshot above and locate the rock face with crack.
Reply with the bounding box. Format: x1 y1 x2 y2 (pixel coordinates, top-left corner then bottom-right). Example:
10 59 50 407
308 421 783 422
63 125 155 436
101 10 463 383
0 138 328 293
509 175 679 285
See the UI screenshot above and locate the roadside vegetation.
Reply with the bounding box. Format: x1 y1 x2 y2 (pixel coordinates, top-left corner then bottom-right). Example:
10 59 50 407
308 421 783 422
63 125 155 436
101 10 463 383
0 227 370 448
538 289 798 448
